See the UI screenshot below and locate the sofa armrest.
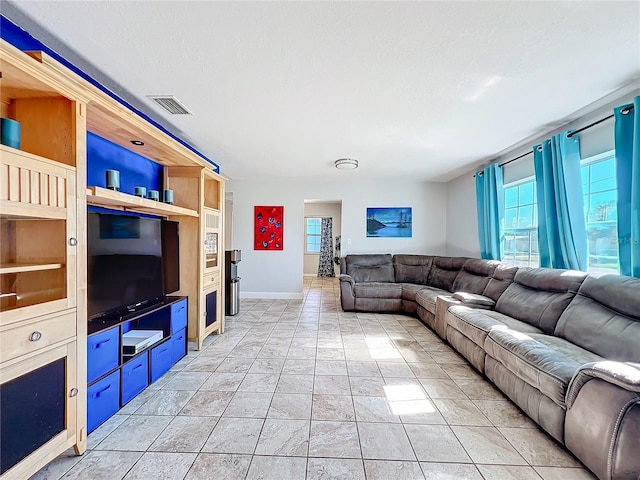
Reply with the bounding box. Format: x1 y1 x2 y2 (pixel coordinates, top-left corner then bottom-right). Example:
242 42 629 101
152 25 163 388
339 274 356 311
566 361 640 408
434 295 460 340
339 274 355 286
451 292 495 309
565 361 640 480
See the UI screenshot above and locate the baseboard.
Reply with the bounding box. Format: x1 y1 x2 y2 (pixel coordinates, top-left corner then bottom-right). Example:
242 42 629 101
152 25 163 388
242 292 304 300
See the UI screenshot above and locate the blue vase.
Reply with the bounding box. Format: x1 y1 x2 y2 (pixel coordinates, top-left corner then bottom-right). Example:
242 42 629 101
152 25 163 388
0 118 21 149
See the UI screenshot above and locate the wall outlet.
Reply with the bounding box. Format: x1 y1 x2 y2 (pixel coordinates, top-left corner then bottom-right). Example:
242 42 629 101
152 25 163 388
347 238 352 245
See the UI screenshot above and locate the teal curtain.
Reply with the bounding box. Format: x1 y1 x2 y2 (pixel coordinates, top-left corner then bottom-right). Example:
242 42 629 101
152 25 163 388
475 163 504 260
614 96 640 277
533 131 587 270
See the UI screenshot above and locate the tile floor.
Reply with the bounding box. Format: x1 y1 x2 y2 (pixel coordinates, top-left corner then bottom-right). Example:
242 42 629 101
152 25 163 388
31 277 596 480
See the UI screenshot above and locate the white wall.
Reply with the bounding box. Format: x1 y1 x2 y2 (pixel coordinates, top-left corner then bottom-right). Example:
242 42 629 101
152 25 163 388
224 194 233 250
226 178 448 298
445 89 640 258
445 173 480 257
303 202 342 276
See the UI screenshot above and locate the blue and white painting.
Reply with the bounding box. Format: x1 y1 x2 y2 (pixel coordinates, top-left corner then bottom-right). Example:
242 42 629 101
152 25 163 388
366 207 412 237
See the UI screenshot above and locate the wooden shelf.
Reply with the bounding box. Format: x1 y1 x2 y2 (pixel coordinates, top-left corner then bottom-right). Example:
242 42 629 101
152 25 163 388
0 200 67 220
86 186 198 218
0 263 63 275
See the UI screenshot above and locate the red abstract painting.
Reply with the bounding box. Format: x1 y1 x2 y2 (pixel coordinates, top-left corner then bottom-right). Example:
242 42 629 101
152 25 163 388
254 206 284 250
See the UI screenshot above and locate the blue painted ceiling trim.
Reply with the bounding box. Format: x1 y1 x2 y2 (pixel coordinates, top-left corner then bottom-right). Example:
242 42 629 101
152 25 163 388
0 14 220 174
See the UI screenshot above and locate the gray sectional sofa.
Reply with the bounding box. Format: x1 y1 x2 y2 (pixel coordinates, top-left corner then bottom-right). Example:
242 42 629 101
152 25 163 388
339 254 640 480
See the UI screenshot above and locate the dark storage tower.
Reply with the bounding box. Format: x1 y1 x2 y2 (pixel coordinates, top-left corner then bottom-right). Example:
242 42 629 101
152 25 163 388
225 250 241 315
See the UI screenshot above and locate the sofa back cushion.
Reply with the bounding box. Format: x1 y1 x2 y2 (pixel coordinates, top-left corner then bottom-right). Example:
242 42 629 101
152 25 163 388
344 254 395 283
452 259 497 295
483 263 519 302
495 267 587 334
393 255 434 285
554 275 640 362
427 256 469 292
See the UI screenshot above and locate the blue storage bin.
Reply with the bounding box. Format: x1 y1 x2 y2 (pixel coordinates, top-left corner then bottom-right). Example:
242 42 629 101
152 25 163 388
171 299 187 334
87 327 119 383
149 341 172 383
87 370 120 433
171 328 187 365
121 351 149 405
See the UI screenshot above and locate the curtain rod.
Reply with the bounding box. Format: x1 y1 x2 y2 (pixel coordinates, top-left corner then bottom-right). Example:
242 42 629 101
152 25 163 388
475 105 635 177
475 150 532 176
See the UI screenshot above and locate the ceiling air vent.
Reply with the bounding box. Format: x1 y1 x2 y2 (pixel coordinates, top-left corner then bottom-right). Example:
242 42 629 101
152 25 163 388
147 95 192 115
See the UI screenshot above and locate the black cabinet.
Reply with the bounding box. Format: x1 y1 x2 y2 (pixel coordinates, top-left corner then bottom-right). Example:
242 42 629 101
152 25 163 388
206 291 217 328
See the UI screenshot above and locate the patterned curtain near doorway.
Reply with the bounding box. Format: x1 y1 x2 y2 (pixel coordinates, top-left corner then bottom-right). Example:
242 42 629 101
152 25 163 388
317 218 335 277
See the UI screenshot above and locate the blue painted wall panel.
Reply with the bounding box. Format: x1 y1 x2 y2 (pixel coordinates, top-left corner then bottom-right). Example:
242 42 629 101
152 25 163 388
87 132 163 195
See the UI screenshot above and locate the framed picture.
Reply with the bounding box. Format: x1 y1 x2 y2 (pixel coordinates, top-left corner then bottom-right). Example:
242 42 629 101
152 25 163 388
254 206 284 250
366 207 412 237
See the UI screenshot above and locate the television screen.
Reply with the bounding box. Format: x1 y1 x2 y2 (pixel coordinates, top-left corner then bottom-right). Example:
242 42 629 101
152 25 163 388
87 211 164 319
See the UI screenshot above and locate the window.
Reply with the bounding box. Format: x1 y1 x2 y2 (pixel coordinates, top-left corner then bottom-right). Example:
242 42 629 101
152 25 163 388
503 178 539 267
581 151 619 274
305 217 321 253
501 151 619 273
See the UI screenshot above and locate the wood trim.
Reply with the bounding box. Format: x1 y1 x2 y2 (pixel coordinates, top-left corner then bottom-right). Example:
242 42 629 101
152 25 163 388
0 299 70 328
0 42 91 104
0 263 63 274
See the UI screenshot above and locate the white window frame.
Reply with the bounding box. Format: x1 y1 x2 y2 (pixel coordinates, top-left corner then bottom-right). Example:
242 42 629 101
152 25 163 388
580 149 619 274
305 217 321 254
502 176 539 268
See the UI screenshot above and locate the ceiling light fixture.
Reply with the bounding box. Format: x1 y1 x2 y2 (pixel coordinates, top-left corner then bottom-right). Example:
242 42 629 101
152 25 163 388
335 158 358 170
130 140 144 146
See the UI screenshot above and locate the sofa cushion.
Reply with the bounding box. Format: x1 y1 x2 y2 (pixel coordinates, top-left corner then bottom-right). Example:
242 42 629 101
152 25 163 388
482 263 519 302
484 329 602 407
393 255 434 285
451 292 496 308
427 256 469 292
400 283 425 302
345 254 395 283
555 275 640 362
447 306 543 349
415 286 450 314
353 282 402 299
451 259 496 295
494 267 587 334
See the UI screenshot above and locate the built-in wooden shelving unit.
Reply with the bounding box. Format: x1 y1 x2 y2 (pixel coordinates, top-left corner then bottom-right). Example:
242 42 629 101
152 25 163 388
0 37 225 480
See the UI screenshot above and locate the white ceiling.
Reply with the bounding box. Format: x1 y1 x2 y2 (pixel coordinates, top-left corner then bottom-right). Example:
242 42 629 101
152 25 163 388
4 1 640 182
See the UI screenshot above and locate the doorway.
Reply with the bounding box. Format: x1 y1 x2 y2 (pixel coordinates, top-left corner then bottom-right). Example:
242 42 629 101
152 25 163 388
303 200 342 277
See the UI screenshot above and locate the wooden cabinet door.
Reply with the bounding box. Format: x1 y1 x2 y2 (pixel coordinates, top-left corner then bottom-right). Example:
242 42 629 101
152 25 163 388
0 340 78 480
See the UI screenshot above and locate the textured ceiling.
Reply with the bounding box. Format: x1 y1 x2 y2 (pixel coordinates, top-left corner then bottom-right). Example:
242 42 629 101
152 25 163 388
4 1 640 181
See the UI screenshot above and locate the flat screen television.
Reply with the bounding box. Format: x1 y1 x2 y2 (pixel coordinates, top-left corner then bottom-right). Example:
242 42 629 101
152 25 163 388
87 210 179 320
